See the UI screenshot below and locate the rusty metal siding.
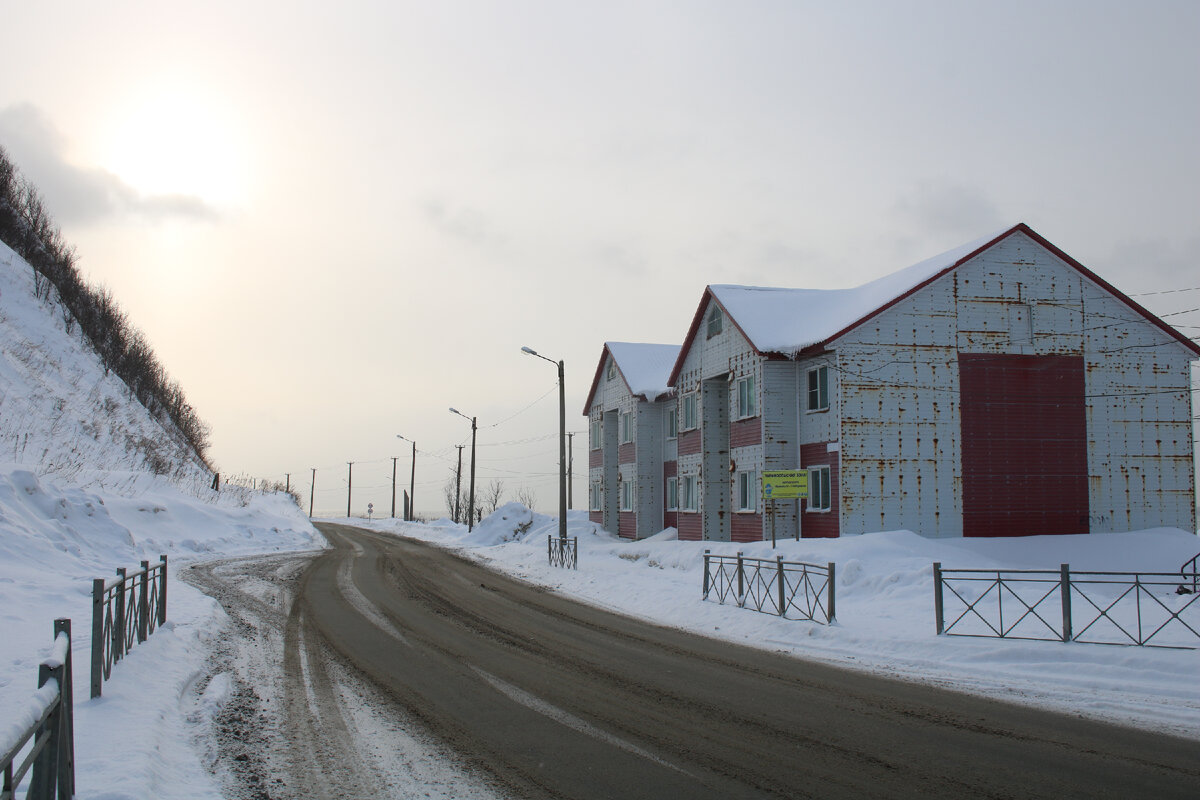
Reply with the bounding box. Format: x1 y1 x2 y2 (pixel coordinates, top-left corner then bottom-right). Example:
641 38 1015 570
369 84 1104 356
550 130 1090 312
701 377 731 541
762 360 800 539
832 229 1196 539
635 402 666 538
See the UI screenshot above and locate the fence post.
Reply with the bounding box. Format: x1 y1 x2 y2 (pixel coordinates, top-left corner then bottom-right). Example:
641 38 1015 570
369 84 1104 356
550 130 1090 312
54 618 75 797
112 567 126 663
547 535 552 565
91 578 104 699
736 552 745 606
933 562 944 635
572 537 578 570
776 556 786 617
827 562 836 624
1060 563 1072 643
158 554 168 625
702 550 710 598
138 560 150 643
30 654 65 799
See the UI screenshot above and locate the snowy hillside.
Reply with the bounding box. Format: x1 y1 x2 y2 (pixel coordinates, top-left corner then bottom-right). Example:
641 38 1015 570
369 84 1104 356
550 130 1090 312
0 239 321 798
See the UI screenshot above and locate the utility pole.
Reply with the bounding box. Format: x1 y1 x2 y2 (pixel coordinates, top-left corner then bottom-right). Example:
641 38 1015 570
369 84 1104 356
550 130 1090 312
454 445 463 523
408 441 416 521
285 473 290 494
468 417 477 531
309 468 315 518
346 462 353 518
566 433 574 510
391 457 398 518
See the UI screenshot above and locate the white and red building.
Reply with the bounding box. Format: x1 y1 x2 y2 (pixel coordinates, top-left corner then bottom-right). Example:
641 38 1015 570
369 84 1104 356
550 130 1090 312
586 223 1199 541
583 342 680 539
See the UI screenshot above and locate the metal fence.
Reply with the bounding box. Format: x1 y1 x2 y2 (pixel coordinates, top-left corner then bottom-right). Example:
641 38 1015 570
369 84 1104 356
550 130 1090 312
90 555 168 698
934 562 1200 649
2 618 75 800
548 536 578 569
1181 552 1199 595
703 551 836 624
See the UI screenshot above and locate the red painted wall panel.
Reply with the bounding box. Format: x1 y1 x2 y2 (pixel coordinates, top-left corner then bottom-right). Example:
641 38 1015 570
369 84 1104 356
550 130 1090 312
731 513 763 543
619 511 636 539
678 429 701 456
663 511 678 529
958 353 1089 537
618 442 636 465
663 460 677 478
589 449 603 468
730 417 762 448
800 442 840 538
589 511 603 526
677 512 702 540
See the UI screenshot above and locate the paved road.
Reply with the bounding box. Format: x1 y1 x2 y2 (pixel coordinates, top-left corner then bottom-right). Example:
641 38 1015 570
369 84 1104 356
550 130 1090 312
289 522 1200 799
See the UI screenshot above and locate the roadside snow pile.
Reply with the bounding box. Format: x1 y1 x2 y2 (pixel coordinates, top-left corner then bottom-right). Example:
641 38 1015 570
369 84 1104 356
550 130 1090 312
0 469 320 799
364 509 1200 740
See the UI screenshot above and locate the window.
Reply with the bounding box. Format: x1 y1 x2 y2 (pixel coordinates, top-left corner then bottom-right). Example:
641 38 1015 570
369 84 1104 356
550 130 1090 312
620 411 634 443
808 466 831 511
606 360 616 381
620 479 633 511
665 408 678 439
589 483 602 511
666 476 678 511
706 305 723 338
682 393 698 430
736 470 757 512
736 376 756 419
590 416 601 449
682 475 699 511
807 365 829 411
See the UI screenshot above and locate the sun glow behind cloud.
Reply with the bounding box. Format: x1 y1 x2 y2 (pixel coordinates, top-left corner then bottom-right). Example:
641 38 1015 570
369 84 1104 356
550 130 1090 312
98 83 248 208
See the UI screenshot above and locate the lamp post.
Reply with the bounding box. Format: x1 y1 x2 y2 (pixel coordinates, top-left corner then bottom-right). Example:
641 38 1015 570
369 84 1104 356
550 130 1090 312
449 408 477 531
522 346 567 541
396 434 416 521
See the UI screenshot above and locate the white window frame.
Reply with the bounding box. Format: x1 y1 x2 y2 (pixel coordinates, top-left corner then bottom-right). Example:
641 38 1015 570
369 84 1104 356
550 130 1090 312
808 465 831 512
706 305 723 338
665 407 678 439
736 470 757 512
736 375 756 419
620 411 634 443
590 416 601 450
620 479 633 511
682 474 699 511
589 482 602 512
666 476 678 511
681 393 698 431
806 365 829 412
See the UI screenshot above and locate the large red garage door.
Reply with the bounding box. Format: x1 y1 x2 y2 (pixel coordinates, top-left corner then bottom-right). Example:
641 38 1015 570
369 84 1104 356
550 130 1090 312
958 353 1089 537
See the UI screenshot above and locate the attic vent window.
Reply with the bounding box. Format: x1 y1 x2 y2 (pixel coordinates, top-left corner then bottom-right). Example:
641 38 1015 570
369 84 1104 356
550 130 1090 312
606 361 616 381
706 306 723 338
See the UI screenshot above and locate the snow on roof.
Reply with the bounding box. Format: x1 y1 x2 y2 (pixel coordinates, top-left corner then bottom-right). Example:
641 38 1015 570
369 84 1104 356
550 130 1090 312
606 342 680 401
711 227 1010 355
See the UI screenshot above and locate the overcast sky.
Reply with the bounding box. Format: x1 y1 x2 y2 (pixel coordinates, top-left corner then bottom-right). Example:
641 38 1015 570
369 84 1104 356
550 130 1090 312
2 1 1197 517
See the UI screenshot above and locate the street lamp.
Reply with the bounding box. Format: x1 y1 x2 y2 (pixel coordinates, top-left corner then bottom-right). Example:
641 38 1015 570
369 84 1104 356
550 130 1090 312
396 434 416 521
449 408 477 531
522 346 567 541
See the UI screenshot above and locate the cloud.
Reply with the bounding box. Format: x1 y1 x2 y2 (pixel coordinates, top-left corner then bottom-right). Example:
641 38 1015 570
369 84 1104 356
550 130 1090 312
0 103 219 225
893 181 1005 239
420 197 504 248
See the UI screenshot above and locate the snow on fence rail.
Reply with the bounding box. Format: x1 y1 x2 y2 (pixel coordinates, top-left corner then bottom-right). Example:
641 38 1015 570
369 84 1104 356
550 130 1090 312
90 555 168 698
547 535 578 569
933 562 1200 649
702 551 836 625
2 618 75 800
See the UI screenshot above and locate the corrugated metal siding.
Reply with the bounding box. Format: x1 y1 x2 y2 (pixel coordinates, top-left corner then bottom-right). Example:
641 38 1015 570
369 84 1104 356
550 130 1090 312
619 511 636 539
730 417 762 448
702 378 731 541
588 449 603 468
762 360 800 539
677 512 701 540
731 513 763 543
636 402 666 538
678 429 701 455
618 442 636 464
589 511 603 525
959 353 1089 536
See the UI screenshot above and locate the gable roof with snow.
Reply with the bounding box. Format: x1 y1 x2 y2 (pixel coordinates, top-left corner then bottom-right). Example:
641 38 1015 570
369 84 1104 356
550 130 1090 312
582 342 681 415
668 222 1200 384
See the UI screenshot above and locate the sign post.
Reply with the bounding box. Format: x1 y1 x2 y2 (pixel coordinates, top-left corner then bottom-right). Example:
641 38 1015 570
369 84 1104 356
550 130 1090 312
762 471 809 546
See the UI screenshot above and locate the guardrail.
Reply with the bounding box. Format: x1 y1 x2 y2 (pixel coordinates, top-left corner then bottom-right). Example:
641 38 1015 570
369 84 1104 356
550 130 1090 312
933 562 1200 649
703 551 836 624
1181 552 1199 595
548 536 578 569
2 618 75 800
90 555 168 698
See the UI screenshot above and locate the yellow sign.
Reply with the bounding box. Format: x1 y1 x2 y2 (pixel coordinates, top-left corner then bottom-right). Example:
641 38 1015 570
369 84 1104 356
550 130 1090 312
761 470 808 499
